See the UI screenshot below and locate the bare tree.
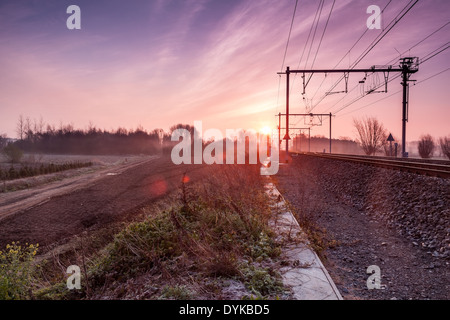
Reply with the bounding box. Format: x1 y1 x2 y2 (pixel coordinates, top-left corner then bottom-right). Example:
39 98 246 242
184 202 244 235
38 116 45 134
353 117 387 155
418 134 435 158
0 133 7 149
16 115 25 140
439 136 450 160
24 116 33 141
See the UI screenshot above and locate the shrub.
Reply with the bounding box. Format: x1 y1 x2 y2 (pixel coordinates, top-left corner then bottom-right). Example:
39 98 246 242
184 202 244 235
2 143 23 164
240 264 284 297
0 242 39 300
439 136 450 159
418 134 435 158
88 210 182 282
86 165 284 299
158 285 193 300
2 161 93 181
8 167 17 180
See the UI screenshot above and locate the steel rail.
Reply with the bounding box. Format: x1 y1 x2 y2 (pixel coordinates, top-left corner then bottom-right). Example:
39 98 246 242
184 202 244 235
295 152 450 179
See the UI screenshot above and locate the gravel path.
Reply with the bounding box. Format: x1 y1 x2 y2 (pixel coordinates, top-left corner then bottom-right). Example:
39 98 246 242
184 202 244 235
275 154 449 300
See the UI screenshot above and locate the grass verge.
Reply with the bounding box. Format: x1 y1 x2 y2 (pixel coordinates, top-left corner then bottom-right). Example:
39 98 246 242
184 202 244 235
31 164 289 300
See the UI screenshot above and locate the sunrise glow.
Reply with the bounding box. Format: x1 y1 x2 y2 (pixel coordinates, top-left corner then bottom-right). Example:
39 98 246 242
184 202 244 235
260 126 272 136
0 0 448 143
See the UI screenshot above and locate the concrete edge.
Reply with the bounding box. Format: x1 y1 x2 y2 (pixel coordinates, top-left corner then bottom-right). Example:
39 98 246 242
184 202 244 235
264 179 343 300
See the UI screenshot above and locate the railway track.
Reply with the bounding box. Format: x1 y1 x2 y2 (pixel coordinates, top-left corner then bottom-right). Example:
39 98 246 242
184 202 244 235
295 152 450 179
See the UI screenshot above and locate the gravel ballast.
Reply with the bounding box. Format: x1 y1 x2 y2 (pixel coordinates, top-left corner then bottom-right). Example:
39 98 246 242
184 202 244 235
275 154 449 300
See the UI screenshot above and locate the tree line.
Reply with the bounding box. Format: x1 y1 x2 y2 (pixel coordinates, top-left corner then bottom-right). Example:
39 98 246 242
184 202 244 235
11 115 164 155
353 116 450 159
1 115 449 160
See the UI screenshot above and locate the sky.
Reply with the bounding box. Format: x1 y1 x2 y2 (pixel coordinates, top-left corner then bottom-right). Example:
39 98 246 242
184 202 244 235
0 0 449 144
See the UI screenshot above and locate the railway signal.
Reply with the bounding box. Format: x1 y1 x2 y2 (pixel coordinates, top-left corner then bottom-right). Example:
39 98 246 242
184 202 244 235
387 133 395 157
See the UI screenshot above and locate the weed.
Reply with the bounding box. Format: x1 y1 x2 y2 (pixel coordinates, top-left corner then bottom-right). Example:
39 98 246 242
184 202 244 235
89 211 181 281
0 242 39 300
204 252 239 277
0 161 92 181
33 282 72 300
158 285 193 300
246 231 281 261
39 164 288 299
286 201 339 259
239 263 284 298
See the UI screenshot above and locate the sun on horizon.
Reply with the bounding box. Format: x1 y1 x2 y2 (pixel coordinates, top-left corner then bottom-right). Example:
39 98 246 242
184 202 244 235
260 126 272 135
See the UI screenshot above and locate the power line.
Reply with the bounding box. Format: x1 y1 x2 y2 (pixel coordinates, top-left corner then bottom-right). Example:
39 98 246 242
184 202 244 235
385 21 450 66
332 74 402 114
350 0 419 68
328 21 449 115
322 78 364 113
310 0 335 70
334 38 450 115
333 0 393 69
310 0 418 112
421 42 450 64
304 0 336 106
308 0 392 110
292 0 335 123
303 0 325 69
293 0 336 120
280 0 299 72
276 0 299 118
295 0 324 70
337 67 450 117
290 0 326 94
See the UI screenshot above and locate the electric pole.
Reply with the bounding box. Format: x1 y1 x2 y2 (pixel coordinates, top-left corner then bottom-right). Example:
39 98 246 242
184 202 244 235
285 67 290 161
277 113 332 153
277 58 418 157
400 57 418 157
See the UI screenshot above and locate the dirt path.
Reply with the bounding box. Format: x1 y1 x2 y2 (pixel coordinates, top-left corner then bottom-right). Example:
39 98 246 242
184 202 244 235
0 156 207 250
275 155 449 300
0 156 156 222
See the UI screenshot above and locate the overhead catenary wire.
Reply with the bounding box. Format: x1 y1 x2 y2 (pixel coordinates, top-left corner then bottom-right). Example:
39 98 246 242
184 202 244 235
280 0 299 73
420 42 450 64
332 0 393 70
307 0 393 112
332 40 449 116
337 67 450 117
303 0 325 70
303 0 336 107
328 21 450 116
350 0 419 68
276 0 299 118
309 0 336 70
290 0 326 94
282 0 444 136
384 21 450 66
292 0 336 125
310 0 419 112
